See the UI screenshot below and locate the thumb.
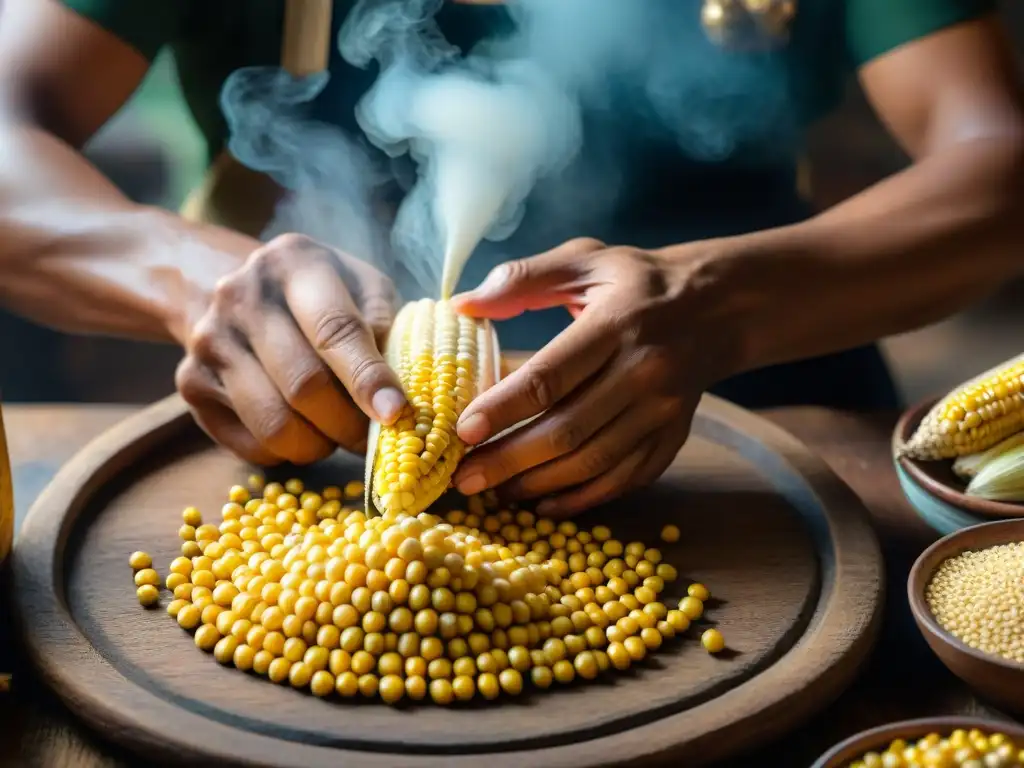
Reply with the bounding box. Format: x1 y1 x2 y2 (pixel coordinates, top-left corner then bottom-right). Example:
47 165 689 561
452 238 603 320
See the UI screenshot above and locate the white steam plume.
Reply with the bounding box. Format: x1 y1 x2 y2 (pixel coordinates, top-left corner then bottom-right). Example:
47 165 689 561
339 0 582 299
219 66 395 283
218 1 799 302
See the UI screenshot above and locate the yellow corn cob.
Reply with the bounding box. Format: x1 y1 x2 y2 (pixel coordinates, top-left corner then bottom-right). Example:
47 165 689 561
365 298 500 517
899 353 1024 460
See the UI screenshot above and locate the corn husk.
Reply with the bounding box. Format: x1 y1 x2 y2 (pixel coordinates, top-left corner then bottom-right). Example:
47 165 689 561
952 432 1024 481
965 441 1024 502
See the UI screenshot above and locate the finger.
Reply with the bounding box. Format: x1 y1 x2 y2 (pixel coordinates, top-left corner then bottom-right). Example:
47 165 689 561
215 342 336 465
176 353 231 409
451 237 604 320
190 399 284 467
336 255 400 340
241 306 370 451
536 439 659 518
283 257 406 425
496 400 675 502
456 309 619 445
453 359 634 494
630 432 686 490
176 357 282 465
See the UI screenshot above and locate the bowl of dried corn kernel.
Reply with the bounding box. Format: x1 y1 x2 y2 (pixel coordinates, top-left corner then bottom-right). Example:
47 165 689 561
908 518 1024 714
812 717 1024 768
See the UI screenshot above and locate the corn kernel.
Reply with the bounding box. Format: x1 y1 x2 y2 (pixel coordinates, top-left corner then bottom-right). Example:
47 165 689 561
134 475 724 704
926 541 1024 664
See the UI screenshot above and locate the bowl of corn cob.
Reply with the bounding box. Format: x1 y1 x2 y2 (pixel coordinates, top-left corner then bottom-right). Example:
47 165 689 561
893 354 1024 536
812 717 1024 767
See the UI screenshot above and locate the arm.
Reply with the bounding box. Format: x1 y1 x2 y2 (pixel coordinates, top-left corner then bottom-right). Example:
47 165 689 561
444 13 1024 515
0 0 406 465
0 0 255 343
688 15 1024 377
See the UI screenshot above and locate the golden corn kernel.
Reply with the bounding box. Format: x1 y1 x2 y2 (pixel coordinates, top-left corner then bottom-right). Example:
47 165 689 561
926 541 1024 664
135 472 724 703
128 551 152 570
845 728 1019 768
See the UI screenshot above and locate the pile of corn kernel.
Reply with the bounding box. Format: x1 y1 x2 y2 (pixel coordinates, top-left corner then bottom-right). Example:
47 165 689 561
127 477 725 704
925 542 1024 664
845 728 1023 768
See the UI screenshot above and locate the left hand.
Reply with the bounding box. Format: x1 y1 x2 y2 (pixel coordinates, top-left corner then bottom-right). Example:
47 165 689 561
450 237 736 517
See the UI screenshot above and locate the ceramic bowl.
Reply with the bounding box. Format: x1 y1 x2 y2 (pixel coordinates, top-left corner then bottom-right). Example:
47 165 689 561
892 399 1024 536
907 518 1024 714
812 716 1024 767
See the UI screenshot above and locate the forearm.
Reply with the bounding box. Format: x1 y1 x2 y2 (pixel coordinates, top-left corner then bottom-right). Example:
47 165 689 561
0 118 258 344
684 136 1024 378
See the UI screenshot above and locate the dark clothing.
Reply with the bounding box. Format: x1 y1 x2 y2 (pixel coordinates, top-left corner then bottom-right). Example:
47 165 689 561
39 0 989 409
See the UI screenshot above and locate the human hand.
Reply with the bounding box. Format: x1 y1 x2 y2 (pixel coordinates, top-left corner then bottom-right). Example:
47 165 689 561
450 237 737 516
175 234 407 466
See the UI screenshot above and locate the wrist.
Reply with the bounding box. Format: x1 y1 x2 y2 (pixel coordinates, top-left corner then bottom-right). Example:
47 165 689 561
659 223 818 383
657 237 752 387
141 207 257 346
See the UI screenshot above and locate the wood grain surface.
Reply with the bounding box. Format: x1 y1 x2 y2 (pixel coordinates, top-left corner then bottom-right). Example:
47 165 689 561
11 394 881 767
0 403 1020 767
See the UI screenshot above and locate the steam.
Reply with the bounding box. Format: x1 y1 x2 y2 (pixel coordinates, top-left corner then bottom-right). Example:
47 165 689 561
220 67 395 279
339 0 581 299
219 0 799 300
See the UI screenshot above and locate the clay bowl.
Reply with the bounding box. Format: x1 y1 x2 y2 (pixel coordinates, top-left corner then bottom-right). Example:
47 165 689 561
892 399 1024 536
908 518 1024 714
812 716 1024 767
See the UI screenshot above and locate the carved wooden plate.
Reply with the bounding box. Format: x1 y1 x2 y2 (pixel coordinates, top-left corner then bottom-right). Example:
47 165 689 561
12 393 883 767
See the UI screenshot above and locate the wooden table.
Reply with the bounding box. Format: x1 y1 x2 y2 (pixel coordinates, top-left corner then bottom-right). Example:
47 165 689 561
0 404 1018 767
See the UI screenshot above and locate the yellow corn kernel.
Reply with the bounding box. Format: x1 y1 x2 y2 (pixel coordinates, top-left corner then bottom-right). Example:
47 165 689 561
900 353 1024 460
366 299 499 517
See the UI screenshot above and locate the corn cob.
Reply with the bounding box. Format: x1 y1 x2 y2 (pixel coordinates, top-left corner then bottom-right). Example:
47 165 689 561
365 298 500 517
898 353 1024 461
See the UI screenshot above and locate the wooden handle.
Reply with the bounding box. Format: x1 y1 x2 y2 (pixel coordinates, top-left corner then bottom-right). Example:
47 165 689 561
281 0 333 77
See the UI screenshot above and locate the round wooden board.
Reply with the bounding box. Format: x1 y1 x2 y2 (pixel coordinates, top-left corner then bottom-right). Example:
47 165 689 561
11 393 884 768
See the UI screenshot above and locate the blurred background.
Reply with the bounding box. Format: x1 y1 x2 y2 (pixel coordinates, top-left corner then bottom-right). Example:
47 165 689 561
2 2 1022 406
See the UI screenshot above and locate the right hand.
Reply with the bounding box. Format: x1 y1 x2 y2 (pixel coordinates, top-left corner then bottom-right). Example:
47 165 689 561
175 234 407 466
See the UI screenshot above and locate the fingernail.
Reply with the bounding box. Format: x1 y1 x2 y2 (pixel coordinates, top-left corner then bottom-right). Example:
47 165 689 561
372 387 406 423
458 473 488 496
458 412 491 444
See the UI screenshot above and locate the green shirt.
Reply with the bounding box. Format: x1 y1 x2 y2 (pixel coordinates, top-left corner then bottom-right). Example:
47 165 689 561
63 0 993 160
61 0 993 351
